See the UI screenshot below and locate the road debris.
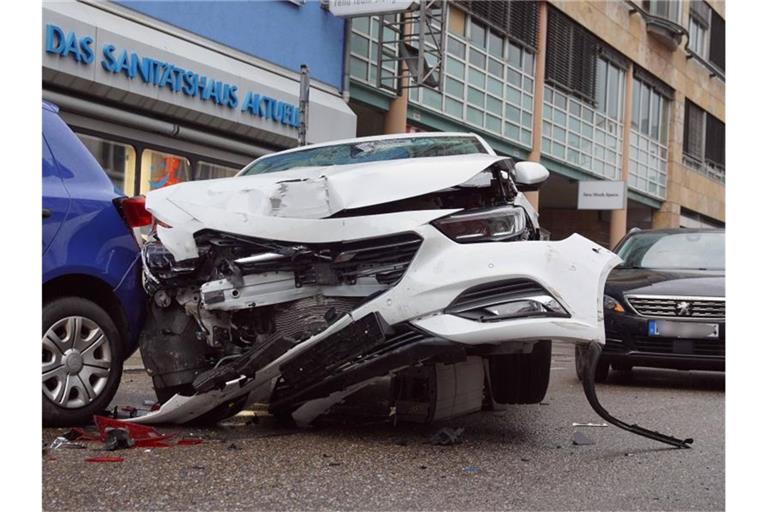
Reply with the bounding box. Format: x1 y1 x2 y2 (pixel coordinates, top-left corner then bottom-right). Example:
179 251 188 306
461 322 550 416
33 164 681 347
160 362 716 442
48 437 87 450
429 427 464 446
85 456 124 463
572 422 609 427
104 428 135 451
63 428 100 442
94 416 176 448
463 465 481 474
572 431 596 446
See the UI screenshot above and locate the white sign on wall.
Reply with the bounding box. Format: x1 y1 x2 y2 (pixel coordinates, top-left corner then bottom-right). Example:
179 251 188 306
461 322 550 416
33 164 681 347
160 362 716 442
328 0 418 17
577 180 627 210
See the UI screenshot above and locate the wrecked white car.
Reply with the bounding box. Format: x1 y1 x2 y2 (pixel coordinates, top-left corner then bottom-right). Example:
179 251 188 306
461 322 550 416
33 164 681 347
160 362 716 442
136 132 691 448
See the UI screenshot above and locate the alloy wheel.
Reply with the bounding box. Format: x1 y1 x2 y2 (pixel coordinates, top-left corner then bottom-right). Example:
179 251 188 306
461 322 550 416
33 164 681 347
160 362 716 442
42 316 112 409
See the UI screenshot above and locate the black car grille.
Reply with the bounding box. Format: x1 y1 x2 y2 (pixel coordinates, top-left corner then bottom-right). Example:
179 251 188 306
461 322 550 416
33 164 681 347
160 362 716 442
626 296 725 319
633 336 725 357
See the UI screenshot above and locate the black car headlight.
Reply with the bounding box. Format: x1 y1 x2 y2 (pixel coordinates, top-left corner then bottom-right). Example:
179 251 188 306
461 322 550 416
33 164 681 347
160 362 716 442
432 206 527 243
603 295 625 313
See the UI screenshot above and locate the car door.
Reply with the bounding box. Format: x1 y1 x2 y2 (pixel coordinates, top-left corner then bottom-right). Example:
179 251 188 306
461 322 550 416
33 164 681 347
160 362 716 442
42 133 70 255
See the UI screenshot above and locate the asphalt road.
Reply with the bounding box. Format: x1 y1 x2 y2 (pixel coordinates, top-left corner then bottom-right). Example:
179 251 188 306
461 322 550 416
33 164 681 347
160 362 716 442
42 343 724 511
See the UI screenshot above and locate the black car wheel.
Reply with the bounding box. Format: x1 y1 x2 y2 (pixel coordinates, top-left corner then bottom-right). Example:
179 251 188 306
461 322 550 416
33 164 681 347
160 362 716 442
42 297 123 426
488 340 551 404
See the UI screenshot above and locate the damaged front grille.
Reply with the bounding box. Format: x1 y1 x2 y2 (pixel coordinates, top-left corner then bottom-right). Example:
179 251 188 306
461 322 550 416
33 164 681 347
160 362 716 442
197 230 423 288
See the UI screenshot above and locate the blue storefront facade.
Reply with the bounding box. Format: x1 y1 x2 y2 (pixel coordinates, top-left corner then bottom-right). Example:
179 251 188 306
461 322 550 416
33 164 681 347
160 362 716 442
43 0 356 196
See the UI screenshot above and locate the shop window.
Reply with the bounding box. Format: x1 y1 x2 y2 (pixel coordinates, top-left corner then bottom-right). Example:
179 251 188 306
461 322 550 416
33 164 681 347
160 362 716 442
195 161 240 181
140 149 191 195
76 133 137 195
683 99 725 182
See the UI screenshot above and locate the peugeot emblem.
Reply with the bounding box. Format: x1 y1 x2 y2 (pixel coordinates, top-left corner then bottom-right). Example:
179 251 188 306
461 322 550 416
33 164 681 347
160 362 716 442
675 301 692 316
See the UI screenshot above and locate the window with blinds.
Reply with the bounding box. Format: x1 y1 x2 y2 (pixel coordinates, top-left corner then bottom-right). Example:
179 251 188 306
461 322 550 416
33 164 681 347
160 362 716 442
684 99 725 181
705 115 725 167
545 7 598 103
684 100 705 162
456 0 539 51
709 10 725 72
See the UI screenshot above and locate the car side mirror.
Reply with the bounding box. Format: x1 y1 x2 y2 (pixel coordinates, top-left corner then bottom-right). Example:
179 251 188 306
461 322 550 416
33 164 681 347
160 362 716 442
513 161 550 191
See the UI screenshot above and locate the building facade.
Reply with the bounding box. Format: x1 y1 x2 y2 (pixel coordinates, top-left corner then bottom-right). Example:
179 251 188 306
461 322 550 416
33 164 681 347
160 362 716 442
42 0 357 196
345 0 725 247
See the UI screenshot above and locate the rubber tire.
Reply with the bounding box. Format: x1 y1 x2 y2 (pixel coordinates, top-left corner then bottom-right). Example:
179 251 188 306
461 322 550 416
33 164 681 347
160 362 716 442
488 340 551 404
42 297 124 426
575 345 609 383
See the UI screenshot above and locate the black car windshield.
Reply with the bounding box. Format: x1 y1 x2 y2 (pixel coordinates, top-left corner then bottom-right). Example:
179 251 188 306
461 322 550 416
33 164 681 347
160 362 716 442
617 231 725 270
240 136 487 175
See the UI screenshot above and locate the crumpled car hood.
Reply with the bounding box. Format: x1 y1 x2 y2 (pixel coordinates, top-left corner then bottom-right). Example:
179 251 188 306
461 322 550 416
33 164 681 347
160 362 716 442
147 153 506 222
146 153 509 260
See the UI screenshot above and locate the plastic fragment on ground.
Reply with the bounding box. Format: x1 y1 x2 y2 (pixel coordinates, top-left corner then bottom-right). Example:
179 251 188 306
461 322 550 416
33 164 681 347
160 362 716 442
104 428 135 451
572 431 596 446
429 427 465 446
85 456 124 463
94 415 176 448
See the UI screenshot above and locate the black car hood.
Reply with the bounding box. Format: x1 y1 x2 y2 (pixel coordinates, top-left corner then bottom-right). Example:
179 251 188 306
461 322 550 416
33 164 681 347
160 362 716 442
605 268 725 299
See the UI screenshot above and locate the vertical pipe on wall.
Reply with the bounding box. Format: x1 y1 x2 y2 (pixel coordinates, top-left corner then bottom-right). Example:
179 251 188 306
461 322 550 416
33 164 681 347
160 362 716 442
298 64 310 146
525 0 548 212
609 62 635 249
384 11 411 134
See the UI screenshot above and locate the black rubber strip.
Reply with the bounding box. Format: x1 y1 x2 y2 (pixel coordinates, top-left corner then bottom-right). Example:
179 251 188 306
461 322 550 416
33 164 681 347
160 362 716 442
579 341 693 449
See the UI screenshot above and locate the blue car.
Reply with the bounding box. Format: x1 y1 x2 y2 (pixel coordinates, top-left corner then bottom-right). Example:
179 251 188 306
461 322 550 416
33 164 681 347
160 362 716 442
42 101 148 425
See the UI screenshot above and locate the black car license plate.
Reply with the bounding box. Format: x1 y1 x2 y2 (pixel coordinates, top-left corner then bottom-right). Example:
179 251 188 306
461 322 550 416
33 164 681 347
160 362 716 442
648 319 719 338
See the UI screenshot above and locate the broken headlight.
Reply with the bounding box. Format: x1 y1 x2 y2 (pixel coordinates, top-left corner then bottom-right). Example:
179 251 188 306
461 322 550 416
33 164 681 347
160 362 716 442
432 205 527 243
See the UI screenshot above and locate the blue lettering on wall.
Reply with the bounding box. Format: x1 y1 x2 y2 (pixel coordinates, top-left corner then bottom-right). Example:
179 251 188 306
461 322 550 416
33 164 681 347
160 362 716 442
44 23 300 129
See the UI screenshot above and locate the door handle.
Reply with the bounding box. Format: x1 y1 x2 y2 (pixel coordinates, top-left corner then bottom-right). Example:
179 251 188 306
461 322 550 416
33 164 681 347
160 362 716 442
42 208 52 219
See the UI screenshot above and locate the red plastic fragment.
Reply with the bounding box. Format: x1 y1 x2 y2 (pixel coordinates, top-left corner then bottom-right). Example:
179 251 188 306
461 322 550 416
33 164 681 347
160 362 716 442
85 456 124 463
93 416 177 447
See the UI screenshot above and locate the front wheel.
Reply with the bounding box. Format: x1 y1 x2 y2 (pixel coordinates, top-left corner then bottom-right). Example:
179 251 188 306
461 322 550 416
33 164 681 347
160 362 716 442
42 297 124 426
487 340 551 404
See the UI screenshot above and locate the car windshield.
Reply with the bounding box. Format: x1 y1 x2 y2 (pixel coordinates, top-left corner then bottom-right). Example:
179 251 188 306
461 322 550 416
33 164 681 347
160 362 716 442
240 136 487 175
617 231 725 270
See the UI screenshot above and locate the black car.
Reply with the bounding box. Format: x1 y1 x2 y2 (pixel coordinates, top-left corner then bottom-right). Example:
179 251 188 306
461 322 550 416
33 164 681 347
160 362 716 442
577 228 725 382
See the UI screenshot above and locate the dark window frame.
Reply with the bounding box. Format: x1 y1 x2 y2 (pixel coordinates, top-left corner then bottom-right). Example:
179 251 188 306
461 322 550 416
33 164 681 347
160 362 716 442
683 99 725 176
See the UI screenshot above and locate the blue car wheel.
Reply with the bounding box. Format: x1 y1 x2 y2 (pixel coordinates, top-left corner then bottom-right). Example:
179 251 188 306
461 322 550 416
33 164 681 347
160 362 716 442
42 297 124 425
